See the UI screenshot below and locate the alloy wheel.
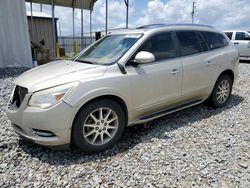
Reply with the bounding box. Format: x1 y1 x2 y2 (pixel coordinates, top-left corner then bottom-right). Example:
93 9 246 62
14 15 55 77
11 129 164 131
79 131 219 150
83 107 119 146
216 79 230 104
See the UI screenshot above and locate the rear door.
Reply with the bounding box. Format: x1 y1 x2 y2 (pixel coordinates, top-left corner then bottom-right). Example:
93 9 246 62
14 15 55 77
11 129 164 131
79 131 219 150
176 30 225 100
232 31 250 57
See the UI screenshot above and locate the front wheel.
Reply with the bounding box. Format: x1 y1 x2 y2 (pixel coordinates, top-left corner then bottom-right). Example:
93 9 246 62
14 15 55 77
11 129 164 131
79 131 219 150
72 99 125 153
209 74 232 108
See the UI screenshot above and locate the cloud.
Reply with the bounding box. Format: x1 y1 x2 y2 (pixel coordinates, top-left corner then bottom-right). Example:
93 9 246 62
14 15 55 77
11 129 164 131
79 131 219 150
195 0 250 29
26 0 133 35
25 0 250 36
91 0 135 30
135 0 193 26
136 0 250 30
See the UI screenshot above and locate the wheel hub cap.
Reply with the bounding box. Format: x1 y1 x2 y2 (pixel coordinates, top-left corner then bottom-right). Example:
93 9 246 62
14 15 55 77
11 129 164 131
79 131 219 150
216 79 230 104
83 107 119 146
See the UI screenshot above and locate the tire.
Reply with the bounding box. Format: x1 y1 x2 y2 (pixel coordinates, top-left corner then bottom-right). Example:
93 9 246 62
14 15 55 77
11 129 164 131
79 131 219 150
72 99 125 153
209 74 232 108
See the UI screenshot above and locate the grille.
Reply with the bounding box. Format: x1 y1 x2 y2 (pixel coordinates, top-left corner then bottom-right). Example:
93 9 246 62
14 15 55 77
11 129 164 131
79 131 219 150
10 86 28 109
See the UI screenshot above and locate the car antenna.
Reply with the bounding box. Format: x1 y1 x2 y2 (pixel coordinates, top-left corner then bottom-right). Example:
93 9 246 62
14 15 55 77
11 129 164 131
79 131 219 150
117 62 127 74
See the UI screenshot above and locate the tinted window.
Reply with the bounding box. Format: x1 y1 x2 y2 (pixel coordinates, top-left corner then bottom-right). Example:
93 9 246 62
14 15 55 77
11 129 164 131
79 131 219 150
235 32 250 40
201 31 228 50
225 32 233 40
176 31 201 56
139 32 176 61
197 32 209 52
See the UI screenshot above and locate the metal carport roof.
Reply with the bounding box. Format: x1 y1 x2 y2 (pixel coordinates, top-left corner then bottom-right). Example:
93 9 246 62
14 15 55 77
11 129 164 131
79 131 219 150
25 0 97 10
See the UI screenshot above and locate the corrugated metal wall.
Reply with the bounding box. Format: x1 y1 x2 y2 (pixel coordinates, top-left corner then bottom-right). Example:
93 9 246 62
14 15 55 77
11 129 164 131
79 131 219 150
0 0 32 68
27 16 57 52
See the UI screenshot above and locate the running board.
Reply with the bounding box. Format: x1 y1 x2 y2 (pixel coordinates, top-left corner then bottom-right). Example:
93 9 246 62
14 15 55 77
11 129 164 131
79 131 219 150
130 99 203 125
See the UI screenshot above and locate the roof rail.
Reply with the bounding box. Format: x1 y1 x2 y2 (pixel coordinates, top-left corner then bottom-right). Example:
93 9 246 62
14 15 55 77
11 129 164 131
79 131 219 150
136 23 214 29
136 24 167 29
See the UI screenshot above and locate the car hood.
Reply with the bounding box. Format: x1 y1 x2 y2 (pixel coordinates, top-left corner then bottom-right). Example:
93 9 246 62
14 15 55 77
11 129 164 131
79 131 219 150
14 60 107 92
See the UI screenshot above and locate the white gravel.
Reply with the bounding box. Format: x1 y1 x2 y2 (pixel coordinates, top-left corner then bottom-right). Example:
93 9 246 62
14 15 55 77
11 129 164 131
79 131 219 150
0 64 249 187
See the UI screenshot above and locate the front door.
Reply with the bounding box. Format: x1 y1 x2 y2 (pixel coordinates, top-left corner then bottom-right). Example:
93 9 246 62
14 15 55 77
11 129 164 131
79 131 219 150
127 32 182 119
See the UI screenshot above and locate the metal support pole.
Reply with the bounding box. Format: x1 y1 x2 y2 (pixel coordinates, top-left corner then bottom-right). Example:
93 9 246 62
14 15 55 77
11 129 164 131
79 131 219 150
90 10 92 43
191 1 195 23
72 7 78 54
30 1 33 40
58 21 62 36
105 0 108 35
73 8 75 39
81 0 84 50
40 4 43 12
51 0 56 58
124 0 129 28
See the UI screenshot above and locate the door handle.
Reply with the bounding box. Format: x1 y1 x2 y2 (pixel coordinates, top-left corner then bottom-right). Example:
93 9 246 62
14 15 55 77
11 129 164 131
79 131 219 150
234 42 239 45
170 69 180 74
206 61 215 66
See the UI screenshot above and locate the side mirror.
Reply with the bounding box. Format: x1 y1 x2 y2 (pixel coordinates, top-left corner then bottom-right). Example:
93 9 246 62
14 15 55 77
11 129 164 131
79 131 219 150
134 51 155 64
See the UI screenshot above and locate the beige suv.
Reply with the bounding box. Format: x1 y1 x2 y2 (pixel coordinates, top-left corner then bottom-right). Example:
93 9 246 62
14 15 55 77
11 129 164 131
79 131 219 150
7 24 239 153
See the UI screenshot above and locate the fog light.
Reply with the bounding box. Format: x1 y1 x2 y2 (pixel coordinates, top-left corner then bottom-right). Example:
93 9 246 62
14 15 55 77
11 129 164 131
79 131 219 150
33 129 55 137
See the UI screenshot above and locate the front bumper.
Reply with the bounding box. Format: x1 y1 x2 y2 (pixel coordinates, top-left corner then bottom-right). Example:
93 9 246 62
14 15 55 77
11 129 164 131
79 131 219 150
6 94 75 147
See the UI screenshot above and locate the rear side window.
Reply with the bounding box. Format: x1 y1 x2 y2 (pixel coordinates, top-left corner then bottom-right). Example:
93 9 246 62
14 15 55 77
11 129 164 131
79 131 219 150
139 32 176 61
225 32 233 40
201 31 228 50
235 32 250 40
197 32 209 52
176 31 201 56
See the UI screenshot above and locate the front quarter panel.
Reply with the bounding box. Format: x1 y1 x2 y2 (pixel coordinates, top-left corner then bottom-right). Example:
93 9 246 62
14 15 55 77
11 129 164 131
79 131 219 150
63 65 133 122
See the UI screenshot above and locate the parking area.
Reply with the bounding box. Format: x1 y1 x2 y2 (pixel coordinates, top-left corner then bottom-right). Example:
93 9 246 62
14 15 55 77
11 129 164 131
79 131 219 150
0 63 249 187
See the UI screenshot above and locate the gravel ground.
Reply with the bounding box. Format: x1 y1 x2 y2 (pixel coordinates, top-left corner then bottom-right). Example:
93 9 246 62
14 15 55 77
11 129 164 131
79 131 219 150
0 64 249 187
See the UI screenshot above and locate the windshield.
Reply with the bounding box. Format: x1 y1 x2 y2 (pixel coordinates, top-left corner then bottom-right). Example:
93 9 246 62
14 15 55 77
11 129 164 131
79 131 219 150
74 34 141 65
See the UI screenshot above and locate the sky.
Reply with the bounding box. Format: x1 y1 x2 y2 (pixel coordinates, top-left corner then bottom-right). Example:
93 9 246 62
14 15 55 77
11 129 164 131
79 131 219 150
26 0 250 36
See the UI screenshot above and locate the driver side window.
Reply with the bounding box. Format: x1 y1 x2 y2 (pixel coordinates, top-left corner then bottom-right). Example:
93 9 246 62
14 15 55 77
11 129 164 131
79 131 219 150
138 32 176 62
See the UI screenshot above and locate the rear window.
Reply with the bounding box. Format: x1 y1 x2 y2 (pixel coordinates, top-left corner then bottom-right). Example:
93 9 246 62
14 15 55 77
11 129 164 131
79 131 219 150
176 31 202 56
225 32 233 40
197 32 209 52
201 31 228 50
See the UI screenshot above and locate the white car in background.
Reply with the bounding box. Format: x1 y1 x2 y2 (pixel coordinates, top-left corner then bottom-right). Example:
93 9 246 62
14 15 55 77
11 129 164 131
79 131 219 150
224 30 250 60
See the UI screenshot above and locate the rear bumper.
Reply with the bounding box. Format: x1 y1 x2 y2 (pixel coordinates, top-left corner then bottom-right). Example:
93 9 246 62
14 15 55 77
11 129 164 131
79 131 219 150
6 95 75 147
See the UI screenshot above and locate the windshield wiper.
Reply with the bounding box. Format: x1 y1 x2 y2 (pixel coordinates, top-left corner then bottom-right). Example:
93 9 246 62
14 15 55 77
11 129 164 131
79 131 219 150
75 59 95 64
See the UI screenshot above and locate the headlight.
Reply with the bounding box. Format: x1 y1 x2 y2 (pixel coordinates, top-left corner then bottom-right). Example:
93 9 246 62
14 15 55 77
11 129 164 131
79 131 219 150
28 82 79 109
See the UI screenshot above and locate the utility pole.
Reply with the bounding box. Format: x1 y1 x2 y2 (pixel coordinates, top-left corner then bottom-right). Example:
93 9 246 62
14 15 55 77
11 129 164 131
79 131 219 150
191 1 195 23
105 0 108 35
124 0 129 28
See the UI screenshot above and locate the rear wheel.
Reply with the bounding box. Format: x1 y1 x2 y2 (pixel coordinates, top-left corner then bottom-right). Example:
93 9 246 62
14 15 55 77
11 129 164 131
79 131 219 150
72 99 125 153
209 74 232 108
